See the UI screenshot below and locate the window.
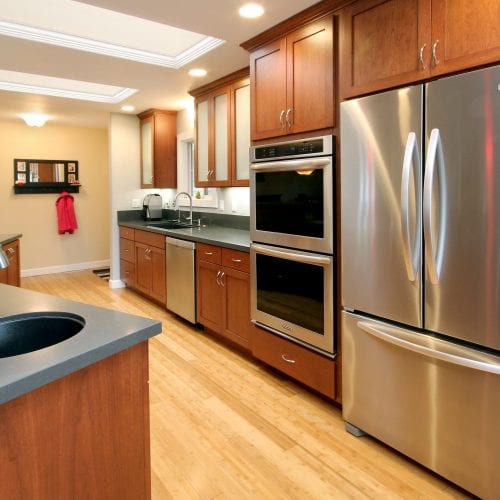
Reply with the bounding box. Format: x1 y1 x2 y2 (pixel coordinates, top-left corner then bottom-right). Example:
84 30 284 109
177 133 218 208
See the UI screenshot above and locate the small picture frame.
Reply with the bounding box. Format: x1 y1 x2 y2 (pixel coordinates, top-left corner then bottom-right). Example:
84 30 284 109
68 162 76 173
17 161 26 172
68 174 76 183
17 173 26 183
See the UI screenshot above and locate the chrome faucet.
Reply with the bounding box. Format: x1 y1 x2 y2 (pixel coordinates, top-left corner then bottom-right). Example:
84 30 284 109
0 248 9 269
174 191 192 224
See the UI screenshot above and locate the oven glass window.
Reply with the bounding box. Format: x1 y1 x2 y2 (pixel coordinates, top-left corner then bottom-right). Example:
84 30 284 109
256 253 324 334
255 169 323 237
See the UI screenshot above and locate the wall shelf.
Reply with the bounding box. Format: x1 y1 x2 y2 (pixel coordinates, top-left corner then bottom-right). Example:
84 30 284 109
13 183 80 194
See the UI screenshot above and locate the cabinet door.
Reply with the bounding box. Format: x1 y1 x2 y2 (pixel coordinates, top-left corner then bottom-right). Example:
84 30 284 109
430 0 500 77
149 246 166 303
213 87 231 185
153 112 177 188
286 16 335 134
231 79 250 186
339 0 431 99
250 38 287 140
120 259 135 288
135 242 152 296
222 267 251 349
195 97 210 186
0 241 20 287
196 260 223 333
140 116 154 188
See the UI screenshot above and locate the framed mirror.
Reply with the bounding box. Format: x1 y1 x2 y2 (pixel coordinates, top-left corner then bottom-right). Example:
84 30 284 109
13 159 80 194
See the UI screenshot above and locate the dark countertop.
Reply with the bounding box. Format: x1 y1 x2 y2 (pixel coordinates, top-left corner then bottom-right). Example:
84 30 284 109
120 220 251 252
0 233 22 245
0 284 161 405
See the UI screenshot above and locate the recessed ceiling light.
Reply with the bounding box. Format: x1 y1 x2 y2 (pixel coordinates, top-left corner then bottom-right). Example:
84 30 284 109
121 105 135 112
239 3 265 18
20 113 49 127
189 68 207 77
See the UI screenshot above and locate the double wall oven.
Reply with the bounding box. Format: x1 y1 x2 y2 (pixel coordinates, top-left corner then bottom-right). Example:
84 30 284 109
250 135 336 356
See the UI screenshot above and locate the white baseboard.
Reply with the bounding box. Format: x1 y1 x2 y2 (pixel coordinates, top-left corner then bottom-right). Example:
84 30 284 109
109 279 126 289
21 259 110 278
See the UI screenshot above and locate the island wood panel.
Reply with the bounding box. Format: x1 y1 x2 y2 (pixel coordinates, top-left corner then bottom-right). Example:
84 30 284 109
0 342 150 500
0 239 20 287
21 271 471 499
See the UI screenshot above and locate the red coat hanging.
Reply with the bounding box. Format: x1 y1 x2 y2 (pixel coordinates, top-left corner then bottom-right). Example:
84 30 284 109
56 191 78 234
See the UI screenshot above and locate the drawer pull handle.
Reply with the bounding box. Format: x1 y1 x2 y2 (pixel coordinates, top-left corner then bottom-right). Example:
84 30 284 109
231 258 242 263
6 247 15 255
281 354 296 364
205 251 213 255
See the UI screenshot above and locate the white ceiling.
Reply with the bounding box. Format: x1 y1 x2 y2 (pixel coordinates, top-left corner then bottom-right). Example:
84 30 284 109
0 0 320 128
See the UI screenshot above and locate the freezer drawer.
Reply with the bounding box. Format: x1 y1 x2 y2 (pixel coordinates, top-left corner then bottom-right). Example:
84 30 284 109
342 311 500 499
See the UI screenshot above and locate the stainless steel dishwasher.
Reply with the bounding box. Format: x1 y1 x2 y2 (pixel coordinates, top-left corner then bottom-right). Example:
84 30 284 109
165 237 196 323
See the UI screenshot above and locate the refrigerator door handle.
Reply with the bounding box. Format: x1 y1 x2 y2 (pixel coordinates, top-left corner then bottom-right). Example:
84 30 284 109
357 321 500 375
423 128 447 284
400 132 422 282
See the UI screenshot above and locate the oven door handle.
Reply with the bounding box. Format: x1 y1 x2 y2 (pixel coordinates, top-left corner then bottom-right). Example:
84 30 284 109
252 243 332 266
250 158 331 172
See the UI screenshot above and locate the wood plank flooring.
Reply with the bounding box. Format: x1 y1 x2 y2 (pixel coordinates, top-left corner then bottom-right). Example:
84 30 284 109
22 271 473 499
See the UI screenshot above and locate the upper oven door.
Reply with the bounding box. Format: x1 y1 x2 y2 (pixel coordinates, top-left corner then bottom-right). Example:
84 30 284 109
250 157 334 254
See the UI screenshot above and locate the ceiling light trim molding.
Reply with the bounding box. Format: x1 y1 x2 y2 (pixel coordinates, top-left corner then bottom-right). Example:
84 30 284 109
0 20 224 68
0 80 137 103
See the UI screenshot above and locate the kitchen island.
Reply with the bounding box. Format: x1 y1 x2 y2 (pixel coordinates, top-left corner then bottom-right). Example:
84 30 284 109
0 283 161 500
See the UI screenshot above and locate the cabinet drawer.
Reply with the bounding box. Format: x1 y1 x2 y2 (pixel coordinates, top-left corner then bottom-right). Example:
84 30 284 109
119 226 135 240
134 229 165 249
222 248 249 273
120 259 135 287
120 238 135 263
197 243 221 264
252 326 335 399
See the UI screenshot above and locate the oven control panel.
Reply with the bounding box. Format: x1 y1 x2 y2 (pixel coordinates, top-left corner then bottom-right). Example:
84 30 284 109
250 135 334 162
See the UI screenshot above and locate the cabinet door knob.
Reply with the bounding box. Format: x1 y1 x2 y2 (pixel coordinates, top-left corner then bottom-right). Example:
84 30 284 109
419 43 427 70
220 271 225 287
6 247 15 255
285 108 292 128
216 270 222 285
432 40 440 65
281 354 296 364
279 110 285 129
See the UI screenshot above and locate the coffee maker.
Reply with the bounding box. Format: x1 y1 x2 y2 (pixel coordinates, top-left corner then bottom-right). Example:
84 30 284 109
142 194 163 220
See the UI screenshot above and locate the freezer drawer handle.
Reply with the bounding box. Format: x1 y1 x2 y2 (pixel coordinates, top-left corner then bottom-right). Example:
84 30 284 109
423 128 447 284
400 131 422 282
281 354 296 364
357 321 500 375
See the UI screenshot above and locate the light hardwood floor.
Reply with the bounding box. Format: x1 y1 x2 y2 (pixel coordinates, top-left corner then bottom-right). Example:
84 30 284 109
22 271 472 499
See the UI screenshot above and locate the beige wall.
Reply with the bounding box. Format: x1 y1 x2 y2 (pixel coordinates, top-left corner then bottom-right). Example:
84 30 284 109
0 121 109 274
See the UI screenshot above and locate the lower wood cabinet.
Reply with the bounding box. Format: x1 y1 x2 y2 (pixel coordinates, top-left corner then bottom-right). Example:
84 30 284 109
196 243 251 350
119 226 166 305
252 325 336 400
0 239 21 287
134 230 166 305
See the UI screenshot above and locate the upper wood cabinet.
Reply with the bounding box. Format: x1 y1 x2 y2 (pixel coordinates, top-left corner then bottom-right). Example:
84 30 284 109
339 0 500 99
190 68 250 187
249 15 335 140
138 109 177 188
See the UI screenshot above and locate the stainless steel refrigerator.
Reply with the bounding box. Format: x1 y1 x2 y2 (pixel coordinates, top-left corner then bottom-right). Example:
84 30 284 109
340 65 500 498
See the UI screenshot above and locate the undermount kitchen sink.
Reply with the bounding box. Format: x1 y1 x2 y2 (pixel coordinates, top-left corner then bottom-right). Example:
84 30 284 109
147 221 193 230
0 312 85 358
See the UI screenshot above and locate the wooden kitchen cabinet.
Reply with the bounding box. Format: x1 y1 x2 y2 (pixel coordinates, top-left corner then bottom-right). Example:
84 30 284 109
134 229 166 305
190 69 250 187
196 243 251 350
249 15 335 140
138 109 177 188
339 0 500 99
0 239 20 287
252 325 336 399
119 226 135 288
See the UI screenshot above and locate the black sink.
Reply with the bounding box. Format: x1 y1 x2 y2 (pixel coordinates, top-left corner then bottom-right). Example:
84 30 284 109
147 221 193 230
0 312 85 358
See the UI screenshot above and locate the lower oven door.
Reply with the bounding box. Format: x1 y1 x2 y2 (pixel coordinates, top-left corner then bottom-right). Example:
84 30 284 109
251 243 334 355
